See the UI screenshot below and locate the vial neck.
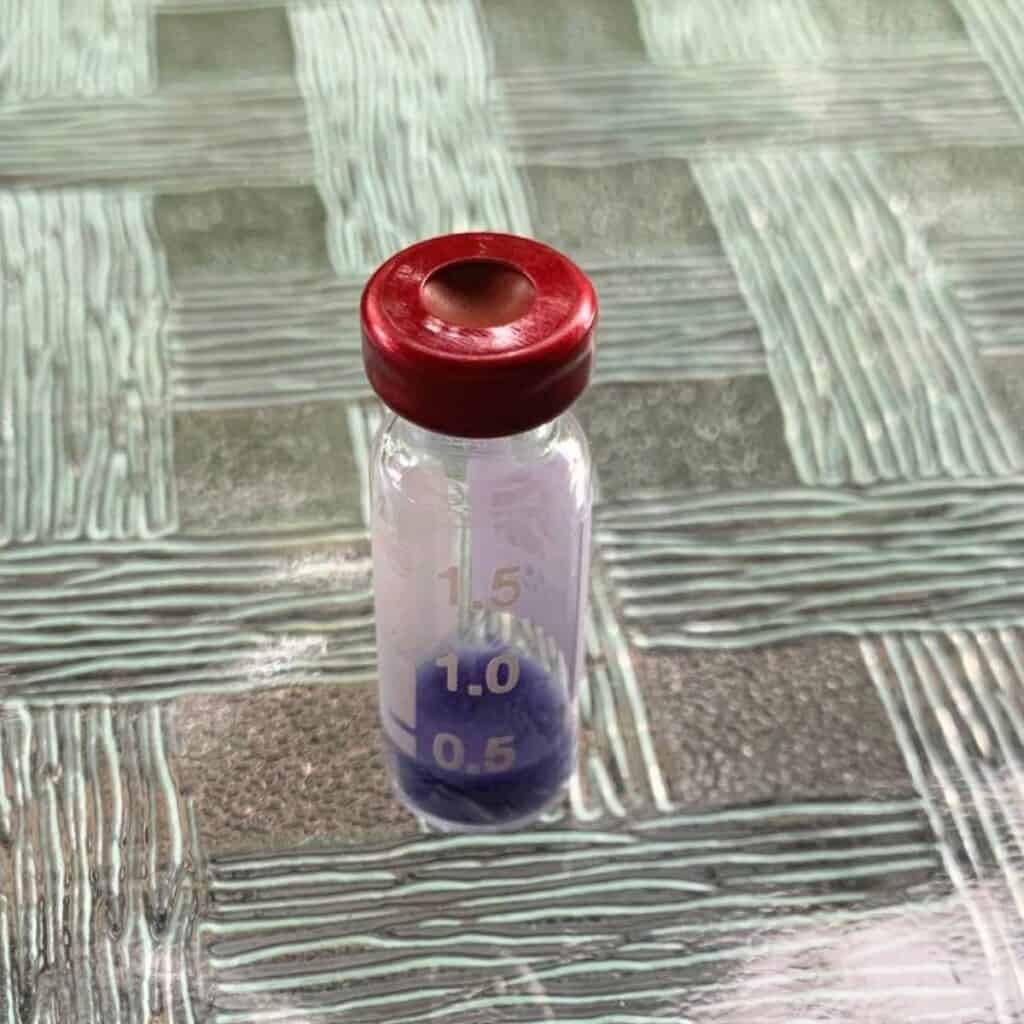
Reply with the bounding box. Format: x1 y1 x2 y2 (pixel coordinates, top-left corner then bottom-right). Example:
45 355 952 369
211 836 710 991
394 416 558 461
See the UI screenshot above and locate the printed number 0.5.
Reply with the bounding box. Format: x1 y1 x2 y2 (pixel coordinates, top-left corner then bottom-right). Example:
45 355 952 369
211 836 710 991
484 735 515 772
432 733 515 773
432 732 464 770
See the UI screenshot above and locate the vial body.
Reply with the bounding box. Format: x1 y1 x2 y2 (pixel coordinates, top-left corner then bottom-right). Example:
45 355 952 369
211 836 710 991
370 412 592 831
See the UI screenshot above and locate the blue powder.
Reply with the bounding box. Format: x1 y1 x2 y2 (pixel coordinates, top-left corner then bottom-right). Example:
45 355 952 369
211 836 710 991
388 646 575 828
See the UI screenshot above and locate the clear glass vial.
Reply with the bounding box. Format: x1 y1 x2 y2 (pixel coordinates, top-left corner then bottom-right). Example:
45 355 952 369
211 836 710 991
361 232 597 832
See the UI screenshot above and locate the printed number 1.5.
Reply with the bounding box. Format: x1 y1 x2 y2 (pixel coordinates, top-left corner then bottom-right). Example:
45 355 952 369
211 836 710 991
438 565 459 606
438 565 522 608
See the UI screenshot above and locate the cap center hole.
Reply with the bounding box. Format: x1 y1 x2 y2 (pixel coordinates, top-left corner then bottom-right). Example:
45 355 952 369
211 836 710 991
422 259 536 329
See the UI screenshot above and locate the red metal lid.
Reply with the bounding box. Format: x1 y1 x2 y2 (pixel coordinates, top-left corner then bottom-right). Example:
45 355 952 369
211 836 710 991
361 232 597 438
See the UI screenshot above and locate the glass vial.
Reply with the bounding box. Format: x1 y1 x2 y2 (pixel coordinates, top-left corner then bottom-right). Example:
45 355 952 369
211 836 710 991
361 232 597 832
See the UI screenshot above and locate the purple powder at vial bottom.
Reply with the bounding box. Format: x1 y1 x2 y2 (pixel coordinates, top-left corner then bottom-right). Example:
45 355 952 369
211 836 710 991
388 646 575 828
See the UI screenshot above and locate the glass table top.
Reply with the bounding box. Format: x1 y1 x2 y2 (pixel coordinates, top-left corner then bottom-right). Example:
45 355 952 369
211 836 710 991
1 0 1023 1020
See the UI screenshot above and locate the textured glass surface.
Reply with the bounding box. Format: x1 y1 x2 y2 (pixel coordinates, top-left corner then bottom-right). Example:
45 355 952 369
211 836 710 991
1 0 1023 1020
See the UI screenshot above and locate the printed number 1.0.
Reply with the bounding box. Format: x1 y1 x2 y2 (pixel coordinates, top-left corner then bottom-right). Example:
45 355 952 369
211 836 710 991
435 651 459 692
435 652 519 695
485 653 519 694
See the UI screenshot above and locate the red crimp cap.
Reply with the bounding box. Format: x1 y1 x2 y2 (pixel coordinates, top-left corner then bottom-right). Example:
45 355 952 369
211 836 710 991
361 232 597 438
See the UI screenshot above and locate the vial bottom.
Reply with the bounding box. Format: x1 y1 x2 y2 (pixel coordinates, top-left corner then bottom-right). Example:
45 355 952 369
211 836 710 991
384 645 576 831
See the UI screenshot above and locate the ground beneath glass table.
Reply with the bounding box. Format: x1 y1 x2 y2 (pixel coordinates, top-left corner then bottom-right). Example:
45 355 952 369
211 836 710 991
2 0 1024 1020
